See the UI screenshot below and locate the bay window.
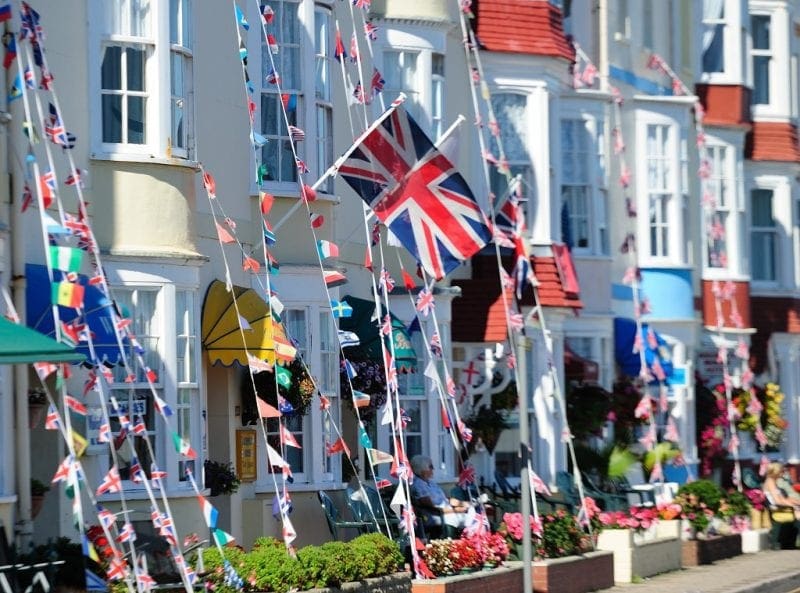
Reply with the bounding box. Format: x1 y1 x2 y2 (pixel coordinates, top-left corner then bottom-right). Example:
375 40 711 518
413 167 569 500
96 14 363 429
93 0 195 159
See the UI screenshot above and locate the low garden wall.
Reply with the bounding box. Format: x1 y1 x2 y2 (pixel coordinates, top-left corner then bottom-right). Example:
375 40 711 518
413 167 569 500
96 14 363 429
596 521 681 583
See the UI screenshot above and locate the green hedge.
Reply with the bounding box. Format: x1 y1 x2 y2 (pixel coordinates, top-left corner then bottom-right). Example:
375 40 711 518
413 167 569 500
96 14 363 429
201 533 404 593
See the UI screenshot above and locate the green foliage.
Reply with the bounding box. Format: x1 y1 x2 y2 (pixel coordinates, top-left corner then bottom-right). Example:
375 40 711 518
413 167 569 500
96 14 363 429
204 459 241 496
30 478 50 496
607 446 637 478
719 488 752 519
202 532 403 592
536 510 591 560
566 383 612 441
677 480 724 513
642 442 681 478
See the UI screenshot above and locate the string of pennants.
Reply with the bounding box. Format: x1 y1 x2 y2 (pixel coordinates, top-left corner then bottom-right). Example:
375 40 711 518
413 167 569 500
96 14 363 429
645 54 769 483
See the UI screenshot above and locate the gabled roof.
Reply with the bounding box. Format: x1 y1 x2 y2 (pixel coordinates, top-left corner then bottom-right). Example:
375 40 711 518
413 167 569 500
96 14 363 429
474 0 574 61
452 253 582 343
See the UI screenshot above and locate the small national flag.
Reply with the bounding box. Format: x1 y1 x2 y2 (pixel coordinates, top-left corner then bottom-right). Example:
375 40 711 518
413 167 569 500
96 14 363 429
96 465 122 495
0 3 11 23
198 495 219 529
323 270 347 288
288 125 305 142
353 0 371 9
52 281 85 309
280 424 301 448
8 73 22 102
45 404 60 430
261 4 275 23
64 395 87 415
234 4 249 29
49 246 83 273
352 390 371 408
281 93 297 111
330 300 353 318
317 240 339 260
267 33 279 54
326 437 350 457
266 68 280 85
256 397 281 418
310 212 324 228
364 20 378 40
367 448 394 465
51 455 73 483
275 365 292 389
263 220 277 245
334 29 347 62
2 35 15 69
213 528 235 546
349 32 359 63
154 393 173 417
24 65 35 89
370 68 385 96
172 432 197 459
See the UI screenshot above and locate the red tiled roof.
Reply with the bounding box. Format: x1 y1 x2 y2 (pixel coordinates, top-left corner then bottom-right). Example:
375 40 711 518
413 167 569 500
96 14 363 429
474 0 574 60
745 121 800 162
528 256 583 309
452 253 582 343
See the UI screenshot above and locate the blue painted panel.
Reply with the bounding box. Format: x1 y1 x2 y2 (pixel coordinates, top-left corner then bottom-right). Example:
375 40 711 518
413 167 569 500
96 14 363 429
640 268 694 318
609 65 673 96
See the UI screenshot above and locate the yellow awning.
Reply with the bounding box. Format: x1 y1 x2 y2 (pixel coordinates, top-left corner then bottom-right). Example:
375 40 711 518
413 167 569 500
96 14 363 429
202 280 296 367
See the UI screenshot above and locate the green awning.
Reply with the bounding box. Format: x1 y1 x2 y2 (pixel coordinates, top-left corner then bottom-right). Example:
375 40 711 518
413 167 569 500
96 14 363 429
340 296 417 372
0 317 85 364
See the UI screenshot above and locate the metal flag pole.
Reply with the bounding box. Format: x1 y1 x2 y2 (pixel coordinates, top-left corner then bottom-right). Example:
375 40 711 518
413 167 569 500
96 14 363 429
516 333 532 593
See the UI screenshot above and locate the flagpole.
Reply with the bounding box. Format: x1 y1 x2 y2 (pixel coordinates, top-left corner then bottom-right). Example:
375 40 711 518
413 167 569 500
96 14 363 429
516 333 532 593
272 93 406 232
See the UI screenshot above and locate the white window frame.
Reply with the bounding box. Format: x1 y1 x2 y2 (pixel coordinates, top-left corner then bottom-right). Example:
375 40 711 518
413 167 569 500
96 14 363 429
747 177 793 289
702 141 737 275
749 5 789 118
380 26 446 138
559 110 608 257
169 0 194 159
749 187 778 285
82 261 202 497
314 5 334 194
636 110 685 266
89 0 196 162
489 92 535 228
700 0 728 80
253 268 341 491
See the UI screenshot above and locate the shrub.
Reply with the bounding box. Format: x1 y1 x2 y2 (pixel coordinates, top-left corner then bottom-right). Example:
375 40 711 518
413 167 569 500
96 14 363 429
675 480 724 534
537 509 591 559
719 489 751 520
202 532 402 591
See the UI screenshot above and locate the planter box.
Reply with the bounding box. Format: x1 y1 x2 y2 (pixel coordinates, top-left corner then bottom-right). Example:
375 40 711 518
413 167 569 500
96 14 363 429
315 573 412 593
411 564 523 593
596 527 681 583
681 534 741 566
741 528 770 554
531 551 614 593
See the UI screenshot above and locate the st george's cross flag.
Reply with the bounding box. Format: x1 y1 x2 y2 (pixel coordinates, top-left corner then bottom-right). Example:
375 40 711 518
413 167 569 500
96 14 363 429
338 102 492 279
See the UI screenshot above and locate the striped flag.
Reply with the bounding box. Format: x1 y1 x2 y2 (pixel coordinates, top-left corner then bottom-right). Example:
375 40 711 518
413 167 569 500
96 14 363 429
280 424 301 448
64 395 87 415
213 528 235 546
288 125 305 142
198 495 219 529
323 270 347 288
51 281 85 308
172 432 197 459
317 239 339 259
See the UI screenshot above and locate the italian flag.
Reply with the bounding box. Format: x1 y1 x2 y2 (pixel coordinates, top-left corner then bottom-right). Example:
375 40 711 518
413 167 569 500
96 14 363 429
172 432 197 459
52 281 85 308
49 246 83 273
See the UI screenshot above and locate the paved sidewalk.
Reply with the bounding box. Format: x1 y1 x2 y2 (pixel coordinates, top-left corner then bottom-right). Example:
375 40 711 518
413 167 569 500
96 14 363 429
600 550 800 593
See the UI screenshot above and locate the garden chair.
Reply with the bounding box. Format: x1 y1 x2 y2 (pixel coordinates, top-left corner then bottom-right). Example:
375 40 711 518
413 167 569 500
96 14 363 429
556 470 628 511
317 490 373 541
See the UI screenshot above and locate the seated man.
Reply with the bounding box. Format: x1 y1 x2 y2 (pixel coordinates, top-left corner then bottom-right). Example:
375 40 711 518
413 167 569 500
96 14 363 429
410 455 470 531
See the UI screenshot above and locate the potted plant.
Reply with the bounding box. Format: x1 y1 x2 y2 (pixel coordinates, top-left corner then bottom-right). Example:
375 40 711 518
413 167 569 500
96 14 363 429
204 459 241 497
30 478 50 519
675 480 742 565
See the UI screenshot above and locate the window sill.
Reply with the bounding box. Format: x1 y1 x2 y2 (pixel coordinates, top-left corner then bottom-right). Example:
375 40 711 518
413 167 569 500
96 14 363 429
255 481 346 494
97 486 204 502
90 152 200 170
257 186 340 204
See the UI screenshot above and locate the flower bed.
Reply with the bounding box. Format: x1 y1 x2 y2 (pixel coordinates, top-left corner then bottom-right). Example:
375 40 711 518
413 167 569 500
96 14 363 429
596 526 681 583
681 533 742 566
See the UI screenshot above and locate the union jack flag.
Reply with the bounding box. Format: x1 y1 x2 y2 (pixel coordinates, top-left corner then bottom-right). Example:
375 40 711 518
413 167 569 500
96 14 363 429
415 288 434 316
370 68 384 96
45 103 69 146
97 505 116 529
380 268 395 292
116 521 137 543
339 104 491 279
430 332 442 358
353 0 370 8
364 20 378 41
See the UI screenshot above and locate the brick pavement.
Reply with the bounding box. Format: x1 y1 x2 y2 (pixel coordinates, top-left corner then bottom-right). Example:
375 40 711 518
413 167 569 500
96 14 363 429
599 550 800 593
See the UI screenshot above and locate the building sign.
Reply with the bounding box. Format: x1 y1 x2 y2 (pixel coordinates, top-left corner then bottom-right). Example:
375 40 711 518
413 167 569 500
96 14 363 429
236 429 257 482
